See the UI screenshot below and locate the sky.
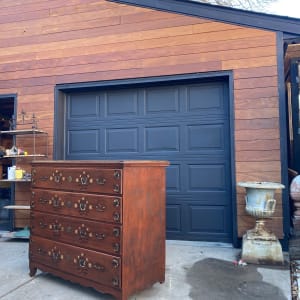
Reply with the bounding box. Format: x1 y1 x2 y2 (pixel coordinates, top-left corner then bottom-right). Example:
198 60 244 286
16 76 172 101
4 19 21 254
268 0 300 18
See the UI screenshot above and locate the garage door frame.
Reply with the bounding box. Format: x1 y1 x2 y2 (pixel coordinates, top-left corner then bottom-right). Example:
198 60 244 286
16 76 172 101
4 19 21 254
54 71 238 247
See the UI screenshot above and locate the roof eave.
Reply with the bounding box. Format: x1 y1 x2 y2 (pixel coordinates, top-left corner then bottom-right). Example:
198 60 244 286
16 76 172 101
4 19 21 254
107 0 300 37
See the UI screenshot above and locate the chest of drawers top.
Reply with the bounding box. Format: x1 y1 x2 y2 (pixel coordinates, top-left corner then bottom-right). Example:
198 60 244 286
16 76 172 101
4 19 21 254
31 160 168 194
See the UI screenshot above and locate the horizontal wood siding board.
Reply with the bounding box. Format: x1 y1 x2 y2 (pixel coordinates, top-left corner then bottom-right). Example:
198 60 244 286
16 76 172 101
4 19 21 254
0 61 223 89
0 48 279 81
234 86 279 99
0 0 101 11
234 66 278 79
235 128 280 140
237 172 281 183
235 118 279 130
0 9 50 25
236 161 281 173
235 97 279 109
235 150 280 162
0 10 181 39
235 108 279 120
0 29 276 63
0 2 127 27
1 16 204 49
0 1 283 239
0 34 275 65
235 139 280 151
234 76 278 89
0 41 276 73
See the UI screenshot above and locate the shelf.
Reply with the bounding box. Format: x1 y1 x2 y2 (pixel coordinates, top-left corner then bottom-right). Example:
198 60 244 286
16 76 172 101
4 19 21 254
4 205 30 210
0 228 30 238
0 129 47 135
2 154 46 159
0 179 31 183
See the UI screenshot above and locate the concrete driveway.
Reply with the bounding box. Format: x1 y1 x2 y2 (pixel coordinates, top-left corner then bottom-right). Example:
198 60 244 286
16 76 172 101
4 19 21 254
0 238 291 300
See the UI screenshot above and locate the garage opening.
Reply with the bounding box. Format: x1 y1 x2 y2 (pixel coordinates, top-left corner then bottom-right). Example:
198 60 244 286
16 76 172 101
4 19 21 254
55 73 235 243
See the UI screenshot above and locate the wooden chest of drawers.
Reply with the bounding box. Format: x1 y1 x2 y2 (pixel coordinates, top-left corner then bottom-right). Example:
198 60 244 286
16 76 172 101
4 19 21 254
29 160 169 300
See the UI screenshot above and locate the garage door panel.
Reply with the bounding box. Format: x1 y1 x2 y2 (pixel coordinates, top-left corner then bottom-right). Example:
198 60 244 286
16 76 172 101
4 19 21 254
188 205 228 233
68 130 99 154
105 90 138 117
187 83 225 112
166 162 229 192
187 124 224 151
68 94 99 119
166 164 180 192
166 204 182 232
105 127 138 153
145 86 179 114
145 126 180 152
187 164 226 191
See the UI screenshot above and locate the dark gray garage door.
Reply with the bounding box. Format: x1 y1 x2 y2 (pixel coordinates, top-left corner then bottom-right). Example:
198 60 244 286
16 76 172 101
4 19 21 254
65 80 233 243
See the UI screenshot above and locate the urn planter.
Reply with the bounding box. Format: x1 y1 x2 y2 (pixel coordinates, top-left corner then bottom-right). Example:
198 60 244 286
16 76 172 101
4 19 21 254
238 181 285 265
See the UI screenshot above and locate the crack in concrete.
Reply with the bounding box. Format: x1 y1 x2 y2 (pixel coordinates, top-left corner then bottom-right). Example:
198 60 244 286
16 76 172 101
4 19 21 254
0 274 42 299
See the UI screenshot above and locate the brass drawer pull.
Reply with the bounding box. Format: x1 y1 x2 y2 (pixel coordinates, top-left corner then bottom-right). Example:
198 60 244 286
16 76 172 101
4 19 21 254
39 221 47 229
113 243 120 253
113 199 120 207
39 176 49 181
93 263 105 272
95 233 106 240
37 247 46 255
95 203 106 212
113 184 120 193
38 197 48 204
113 212 120 222
112 258 119 269
96 178 106 185
113 228 120 237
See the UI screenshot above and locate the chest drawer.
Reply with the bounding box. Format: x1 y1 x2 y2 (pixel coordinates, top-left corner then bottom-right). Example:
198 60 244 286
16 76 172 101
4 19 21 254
29 236 121 289
31 189 122 224
31 212 121 255
32 167 122 195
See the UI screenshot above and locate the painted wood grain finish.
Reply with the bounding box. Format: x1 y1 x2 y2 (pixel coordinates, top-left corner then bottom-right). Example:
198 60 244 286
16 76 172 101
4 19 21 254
0 0 282 237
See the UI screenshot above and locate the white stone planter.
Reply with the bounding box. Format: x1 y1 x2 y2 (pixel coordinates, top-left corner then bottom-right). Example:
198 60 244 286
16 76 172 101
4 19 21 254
237 181 285 265
238 181 285 218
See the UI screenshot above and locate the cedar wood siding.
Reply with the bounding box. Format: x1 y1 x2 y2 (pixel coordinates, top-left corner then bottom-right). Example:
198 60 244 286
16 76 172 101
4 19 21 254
0 0 282 239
